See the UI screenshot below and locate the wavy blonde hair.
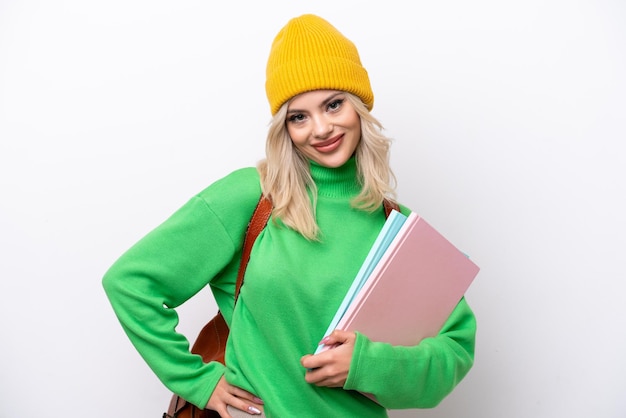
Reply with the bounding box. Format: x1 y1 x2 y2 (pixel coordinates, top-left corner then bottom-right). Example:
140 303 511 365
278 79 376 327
257 93 397 240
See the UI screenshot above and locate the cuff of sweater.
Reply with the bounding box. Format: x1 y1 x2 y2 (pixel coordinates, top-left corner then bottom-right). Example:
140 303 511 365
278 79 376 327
344 332 390 394
182 362 226 410
344 331 365 391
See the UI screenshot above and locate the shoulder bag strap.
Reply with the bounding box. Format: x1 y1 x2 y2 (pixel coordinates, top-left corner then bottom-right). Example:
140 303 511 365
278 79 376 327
383 198 400 218
234 195 272 303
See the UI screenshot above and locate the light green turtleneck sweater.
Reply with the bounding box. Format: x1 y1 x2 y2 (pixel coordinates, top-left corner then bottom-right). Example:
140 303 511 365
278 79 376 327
102 159 476 417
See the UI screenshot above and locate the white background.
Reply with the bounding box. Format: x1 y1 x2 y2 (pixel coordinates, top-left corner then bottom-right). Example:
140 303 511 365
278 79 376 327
1 1 625 417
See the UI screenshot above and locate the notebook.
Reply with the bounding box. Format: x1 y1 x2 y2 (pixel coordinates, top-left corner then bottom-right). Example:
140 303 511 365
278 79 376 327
318 211 479 352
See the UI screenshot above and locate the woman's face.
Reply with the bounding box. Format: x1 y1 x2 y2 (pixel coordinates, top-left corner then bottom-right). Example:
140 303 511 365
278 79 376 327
286 90 361 168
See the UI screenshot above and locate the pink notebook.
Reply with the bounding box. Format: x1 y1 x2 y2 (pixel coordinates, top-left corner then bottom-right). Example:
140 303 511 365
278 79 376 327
334 212 479 346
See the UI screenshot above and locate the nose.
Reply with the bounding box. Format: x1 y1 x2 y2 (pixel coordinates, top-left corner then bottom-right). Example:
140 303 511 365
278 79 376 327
312 115 333 139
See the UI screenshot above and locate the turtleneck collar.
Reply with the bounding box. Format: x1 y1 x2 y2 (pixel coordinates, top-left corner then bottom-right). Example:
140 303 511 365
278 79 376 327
309 157 361 198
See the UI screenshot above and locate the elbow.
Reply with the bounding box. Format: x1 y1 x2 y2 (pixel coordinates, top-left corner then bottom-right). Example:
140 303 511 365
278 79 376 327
101 268 116 297
101 264 125 303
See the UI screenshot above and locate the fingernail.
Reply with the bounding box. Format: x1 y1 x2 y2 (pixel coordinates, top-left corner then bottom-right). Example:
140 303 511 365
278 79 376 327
319 336 330 345
248 406 262 414
253 397 264 404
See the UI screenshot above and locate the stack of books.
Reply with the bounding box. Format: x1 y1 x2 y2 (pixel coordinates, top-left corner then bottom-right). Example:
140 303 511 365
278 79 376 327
316 210 480 354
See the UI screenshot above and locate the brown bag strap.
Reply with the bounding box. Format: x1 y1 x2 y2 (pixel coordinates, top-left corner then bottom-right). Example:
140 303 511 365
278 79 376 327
383 198 400 218
234 195 273 302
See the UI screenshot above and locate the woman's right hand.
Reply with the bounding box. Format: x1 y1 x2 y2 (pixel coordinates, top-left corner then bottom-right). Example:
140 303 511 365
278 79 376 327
205 376 264 417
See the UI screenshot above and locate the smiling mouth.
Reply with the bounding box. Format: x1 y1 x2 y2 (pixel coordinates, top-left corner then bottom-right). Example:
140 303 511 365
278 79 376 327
313 134 343 152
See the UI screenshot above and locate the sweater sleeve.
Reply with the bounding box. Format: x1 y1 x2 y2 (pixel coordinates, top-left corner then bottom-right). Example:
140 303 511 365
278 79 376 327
344 296 476 408
102 168 261 409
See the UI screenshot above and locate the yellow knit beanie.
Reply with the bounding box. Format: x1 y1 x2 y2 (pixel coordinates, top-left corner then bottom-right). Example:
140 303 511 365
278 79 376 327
265 14 374 116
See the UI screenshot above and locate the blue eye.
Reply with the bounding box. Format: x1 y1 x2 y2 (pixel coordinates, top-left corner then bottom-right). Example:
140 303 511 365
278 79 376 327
288 113 305 123
328 99 344 111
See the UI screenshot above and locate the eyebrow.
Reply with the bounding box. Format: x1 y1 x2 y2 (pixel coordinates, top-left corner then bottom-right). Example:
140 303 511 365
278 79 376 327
287 92 344 115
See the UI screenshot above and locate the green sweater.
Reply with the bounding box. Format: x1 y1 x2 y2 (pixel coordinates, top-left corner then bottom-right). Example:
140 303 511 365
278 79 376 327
102 158 476 417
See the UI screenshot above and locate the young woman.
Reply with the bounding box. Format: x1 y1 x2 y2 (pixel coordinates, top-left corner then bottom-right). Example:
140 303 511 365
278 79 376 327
103 14 476 418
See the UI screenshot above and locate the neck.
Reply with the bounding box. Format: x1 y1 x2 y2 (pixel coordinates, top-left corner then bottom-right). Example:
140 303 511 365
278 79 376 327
309 157 360 198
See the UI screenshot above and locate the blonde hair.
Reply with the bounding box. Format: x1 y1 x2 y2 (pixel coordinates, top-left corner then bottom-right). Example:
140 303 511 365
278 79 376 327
257 93 397 240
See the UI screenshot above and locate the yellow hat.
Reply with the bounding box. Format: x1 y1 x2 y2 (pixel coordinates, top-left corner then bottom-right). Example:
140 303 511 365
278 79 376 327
265 14 374 115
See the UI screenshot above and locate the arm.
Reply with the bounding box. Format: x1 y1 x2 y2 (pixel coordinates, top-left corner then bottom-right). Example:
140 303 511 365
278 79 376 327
102 168 263 409
345 297 476 408
301 298 475 408
102 196 237 408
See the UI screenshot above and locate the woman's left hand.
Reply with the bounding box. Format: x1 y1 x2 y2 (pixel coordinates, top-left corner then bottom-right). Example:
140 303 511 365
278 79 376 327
300 329 356 387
